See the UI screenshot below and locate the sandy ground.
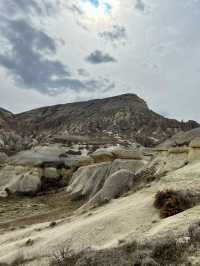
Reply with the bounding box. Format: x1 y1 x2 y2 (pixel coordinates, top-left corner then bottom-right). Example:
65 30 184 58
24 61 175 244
0 191 84 231
0 161 200 265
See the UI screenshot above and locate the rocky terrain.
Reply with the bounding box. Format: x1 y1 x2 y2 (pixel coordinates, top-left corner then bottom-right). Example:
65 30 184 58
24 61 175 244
0 95 200 266
0 94 198 154
0 108 34 156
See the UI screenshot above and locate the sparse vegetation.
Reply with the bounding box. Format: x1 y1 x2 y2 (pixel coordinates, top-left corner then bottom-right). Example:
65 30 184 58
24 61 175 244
188 220 200 243
0 191 84 230
49 221 200 266
50 245 79 266
153 189 194 218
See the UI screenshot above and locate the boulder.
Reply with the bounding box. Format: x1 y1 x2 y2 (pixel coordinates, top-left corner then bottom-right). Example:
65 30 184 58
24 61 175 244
0 165 41 197
9 145 68 166
67 162 111 200
89 169 134 206
8 172 41 196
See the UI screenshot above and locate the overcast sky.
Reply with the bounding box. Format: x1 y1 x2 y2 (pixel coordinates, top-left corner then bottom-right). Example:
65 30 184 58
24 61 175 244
0 0 199 121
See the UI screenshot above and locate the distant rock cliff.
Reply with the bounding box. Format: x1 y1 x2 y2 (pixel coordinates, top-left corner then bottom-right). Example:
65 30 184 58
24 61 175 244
0 94 199 153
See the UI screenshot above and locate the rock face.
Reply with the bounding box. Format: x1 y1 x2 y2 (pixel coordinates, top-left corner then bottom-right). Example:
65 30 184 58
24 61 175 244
67 162 111 200
90 169 135 206
0 94 196 152
159 127 200 148
0 165 41 197
90 147 143 163
0 108 35 155
109 159 145 175
67 156 147 202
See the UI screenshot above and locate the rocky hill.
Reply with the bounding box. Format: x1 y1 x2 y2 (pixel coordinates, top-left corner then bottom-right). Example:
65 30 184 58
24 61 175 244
0 108 14 130
1 140 200 265
1 95 200 266
15 94 199 147
0 109 33 155
0 94 199 153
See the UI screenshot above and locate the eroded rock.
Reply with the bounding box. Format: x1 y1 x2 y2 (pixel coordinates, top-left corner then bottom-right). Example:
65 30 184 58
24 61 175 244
89 169 134 206
0 165 41 196
67 162 111 200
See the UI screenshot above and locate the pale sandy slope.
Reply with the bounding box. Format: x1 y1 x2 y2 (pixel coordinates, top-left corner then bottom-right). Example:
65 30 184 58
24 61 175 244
0 161 200 265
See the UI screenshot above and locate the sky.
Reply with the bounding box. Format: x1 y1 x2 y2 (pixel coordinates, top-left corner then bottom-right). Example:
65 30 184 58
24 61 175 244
0 0 199 121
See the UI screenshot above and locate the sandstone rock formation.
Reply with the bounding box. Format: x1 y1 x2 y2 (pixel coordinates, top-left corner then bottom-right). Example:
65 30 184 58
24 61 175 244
1 157 200 266
0 165 40 197
159 127 200 148
0 96 200 266
67 162 111 200
89 169 135 206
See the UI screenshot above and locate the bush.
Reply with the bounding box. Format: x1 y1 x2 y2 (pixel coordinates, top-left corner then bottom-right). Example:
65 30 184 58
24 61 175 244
188 221 200 243
50 245 79 266
151 236 181 263
154 189 193 218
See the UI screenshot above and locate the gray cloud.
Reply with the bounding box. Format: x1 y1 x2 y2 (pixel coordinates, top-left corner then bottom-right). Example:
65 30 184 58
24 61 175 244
1 0 199 122
99 25 127 43
135 0 145 12
0 0 59 18
67 4 84 16
135 0 146 12
77 68 90 77
1 0 41 16
0 18 70 93
0 17 115 95
86 50 117 64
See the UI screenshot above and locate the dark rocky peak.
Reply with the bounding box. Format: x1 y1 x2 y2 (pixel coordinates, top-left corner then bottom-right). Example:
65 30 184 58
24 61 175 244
14 93 199 147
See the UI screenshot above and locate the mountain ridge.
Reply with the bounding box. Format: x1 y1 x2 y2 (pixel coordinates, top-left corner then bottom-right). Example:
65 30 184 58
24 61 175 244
0 93 199 153
15 93 199 146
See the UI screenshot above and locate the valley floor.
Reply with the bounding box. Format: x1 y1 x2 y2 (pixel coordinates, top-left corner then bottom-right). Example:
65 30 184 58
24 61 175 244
0 191 84 232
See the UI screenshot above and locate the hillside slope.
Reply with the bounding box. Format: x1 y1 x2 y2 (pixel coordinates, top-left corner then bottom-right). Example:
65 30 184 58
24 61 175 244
15 94 199 147
0 159 200 265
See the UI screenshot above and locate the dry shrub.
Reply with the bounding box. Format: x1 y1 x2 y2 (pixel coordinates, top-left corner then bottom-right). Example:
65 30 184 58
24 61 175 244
50 220 200 266
154 189 193 218
50 245 79 266
188 221 200 243
151 236 182 263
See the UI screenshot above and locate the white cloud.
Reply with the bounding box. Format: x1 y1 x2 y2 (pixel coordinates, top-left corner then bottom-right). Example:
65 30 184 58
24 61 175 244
0 0 199 122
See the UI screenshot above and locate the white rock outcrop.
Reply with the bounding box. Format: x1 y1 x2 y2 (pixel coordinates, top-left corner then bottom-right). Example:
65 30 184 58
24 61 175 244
0 165 41 196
